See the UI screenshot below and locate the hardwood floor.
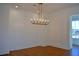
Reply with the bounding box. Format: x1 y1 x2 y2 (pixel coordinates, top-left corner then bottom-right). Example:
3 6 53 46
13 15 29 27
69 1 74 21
8 46 69 56
1 45 78 56
1 45 79 56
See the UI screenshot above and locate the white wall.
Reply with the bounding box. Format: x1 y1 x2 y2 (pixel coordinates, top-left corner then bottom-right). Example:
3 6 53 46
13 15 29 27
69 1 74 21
0 4 10 54
48 5 79 50
7 8 50 51
0 4 50 54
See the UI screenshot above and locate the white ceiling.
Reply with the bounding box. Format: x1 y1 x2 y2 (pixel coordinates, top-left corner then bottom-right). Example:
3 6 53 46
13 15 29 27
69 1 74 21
11 3 79 14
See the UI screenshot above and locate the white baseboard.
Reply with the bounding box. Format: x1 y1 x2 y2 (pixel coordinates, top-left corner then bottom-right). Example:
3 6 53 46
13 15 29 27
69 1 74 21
0 51 9 55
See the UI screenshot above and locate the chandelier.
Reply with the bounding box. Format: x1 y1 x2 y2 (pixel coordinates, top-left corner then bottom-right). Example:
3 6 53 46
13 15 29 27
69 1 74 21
30 3 49 25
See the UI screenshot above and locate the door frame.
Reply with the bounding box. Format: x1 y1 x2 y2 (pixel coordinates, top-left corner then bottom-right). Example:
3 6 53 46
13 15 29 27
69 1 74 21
69 15 73 49
69 14 79 49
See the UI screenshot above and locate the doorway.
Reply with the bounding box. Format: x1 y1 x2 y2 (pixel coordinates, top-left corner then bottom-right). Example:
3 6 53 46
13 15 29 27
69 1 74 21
70 15 79 56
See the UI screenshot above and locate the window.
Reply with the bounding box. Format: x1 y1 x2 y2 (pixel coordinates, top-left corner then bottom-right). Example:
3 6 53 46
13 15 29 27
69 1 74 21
72 21 79 39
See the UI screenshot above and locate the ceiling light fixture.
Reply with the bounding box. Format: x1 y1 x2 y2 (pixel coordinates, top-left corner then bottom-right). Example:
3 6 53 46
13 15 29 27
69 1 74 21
15 5 19 8
30 3 49 25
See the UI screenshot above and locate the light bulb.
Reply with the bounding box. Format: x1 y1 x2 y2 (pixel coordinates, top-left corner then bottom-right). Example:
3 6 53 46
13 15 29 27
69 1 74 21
16 5 19 8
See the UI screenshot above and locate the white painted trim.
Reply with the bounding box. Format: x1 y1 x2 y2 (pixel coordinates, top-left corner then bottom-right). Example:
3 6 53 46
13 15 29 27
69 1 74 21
0 51 9 55
69 16 73 49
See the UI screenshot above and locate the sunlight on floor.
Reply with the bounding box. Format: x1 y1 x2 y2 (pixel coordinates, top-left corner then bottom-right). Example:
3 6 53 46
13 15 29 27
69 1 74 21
71 45 79 56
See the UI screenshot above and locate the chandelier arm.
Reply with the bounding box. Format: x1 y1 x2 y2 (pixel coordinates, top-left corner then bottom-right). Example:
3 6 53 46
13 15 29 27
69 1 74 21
37 3 40 19
40 3 43 18
37 3 43 19
41 3 43 18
